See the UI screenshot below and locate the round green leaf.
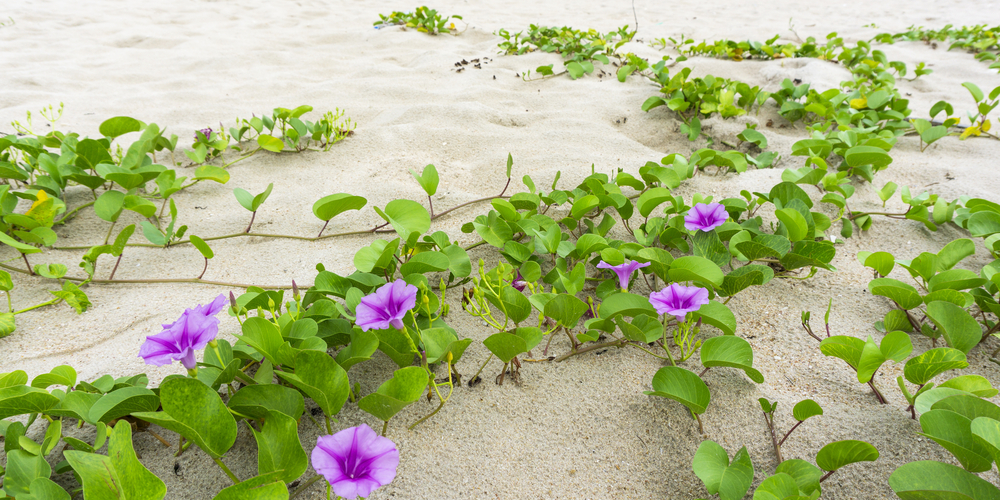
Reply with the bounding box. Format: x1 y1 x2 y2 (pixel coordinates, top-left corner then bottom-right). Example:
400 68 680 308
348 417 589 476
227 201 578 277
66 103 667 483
376 199 431 240
890 460 1000 500
644 366 711 414
257 134 285 152
792 399 823 422
189 235 214 259
356 366 428 422
227 384 305 421
905 347 969 385
925 301 983 354
312 194 367 221
815 440 879 472
668 255 724 287
99 116 144 139
700 336 763 383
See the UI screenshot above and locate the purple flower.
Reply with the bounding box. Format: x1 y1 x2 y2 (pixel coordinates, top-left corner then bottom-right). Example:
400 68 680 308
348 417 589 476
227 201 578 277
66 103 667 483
355 279 418 331
196 128 212 142
684 202 728 232
649 284 710 323
139 294 227 369
511 270 527 292
312 424 399 500
597 260 651 290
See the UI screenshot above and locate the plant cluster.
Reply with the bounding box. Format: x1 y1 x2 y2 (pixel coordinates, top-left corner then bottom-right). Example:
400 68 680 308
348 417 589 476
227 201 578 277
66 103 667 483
4 10 1000 500
875 24 1000 73
0 105 355 337
373 6 463 35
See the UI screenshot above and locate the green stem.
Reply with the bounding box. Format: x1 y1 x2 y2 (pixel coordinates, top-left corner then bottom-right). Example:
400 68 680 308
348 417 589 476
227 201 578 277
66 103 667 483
289 475 324 499
14 296 62 315
325 415 332 435
381 420 388 437
212 457 240 484
103 220 117 245
221 147 260 168
54 200 96 225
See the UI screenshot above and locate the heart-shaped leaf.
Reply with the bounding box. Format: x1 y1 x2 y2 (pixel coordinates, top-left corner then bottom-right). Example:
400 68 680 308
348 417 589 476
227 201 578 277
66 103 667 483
250 410 307 484
274 350 349 419
700 336 763 383
692 440 754 500
132 377 237 459
644 366 711 414
108 421 166 499
227 384 305 421
356 366 428 422
815 440 879 472
889 460 1000 500
918 409 993 472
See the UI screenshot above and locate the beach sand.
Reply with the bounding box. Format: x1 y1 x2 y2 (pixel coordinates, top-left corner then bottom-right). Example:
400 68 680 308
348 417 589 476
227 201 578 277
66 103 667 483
2 0 1000 498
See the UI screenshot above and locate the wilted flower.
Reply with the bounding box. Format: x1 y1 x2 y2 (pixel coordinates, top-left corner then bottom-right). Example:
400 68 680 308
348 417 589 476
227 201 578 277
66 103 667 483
355 279 418 331
312 424 400 500
684 202 728 232
196 128 212 142
511 270 527 292
649 284 710 323
139 295 227 369
597 260 651 291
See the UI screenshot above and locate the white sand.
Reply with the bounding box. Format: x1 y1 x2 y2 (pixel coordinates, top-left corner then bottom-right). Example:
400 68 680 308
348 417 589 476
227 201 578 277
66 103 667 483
3 0 1000 498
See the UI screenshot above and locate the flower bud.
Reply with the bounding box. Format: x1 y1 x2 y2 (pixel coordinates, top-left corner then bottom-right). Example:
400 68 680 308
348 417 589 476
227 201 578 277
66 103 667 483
292 280 300 300
229 291 239 312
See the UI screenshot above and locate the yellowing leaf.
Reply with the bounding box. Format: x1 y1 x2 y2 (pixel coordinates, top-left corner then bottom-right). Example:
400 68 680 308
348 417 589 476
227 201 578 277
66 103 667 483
983 119 992 133
850 98 868 110
26 191 56 226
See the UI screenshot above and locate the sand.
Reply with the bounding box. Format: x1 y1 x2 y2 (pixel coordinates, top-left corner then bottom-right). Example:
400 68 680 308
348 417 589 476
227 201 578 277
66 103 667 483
2 0 1000 498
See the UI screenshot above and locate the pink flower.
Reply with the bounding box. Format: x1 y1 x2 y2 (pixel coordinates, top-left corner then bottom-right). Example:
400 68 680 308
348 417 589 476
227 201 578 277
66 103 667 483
312 424 400 500
684 202 727 232
649 284 710 323
597 260 651 290
355 279 418 331
138 295 227 369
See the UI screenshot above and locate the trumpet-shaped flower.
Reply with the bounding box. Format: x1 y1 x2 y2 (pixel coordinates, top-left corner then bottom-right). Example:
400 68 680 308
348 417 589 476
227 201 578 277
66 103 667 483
312 424 400 500
355 279 418 331
684 202 728 232
511 270 527 292
597 260 650 290
649 284 710 323
138 294 227 369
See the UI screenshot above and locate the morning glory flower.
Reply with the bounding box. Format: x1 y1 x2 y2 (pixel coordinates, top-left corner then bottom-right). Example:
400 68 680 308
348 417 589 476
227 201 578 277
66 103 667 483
649 284 710 323
138 294 227 369
684 202 728 232
312 424 400 500
355 279 418 331
196 127 212 142
597 260 651 291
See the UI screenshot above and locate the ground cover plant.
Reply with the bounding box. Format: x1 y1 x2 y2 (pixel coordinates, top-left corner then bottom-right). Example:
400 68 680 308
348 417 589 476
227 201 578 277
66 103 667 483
2 6 1000 500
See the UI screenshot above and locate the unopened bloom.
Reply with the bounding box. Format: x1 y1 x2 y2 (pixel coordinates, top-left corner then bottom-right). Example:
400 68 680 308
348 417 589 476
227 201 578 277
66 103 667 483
597 260 651 291
684 202 727 232
355 279 417 331
312 424 400 500
649 284 710 323
139 295 227 369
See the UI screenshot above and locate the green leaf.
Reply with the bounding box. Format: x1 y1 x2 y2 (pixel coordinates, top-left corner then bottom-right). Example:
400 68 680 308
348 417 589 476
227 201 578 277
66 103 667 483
844 145 893 168
211 472 289 500
543 294 588 328
227 384 305 421
274 350 350 419
0 385 60 420
939 376 999 398
963 82 985 103
111 225 135 257
819 335 864 370
108 421 166 500
691 441 754 500
925 301 983 354
334 328 380 371
189 235 213 259
668 256 724 287
356 366 428 422
250 410 308 484
692 301 736 336
691 230 731 267
312 194 367 221
400 251 450 276
868 278 922 310
194 165 229 184
905 347 969 385
31 365 76 389
123 195 156 218
700 336 763 383
4 450 52 498
644 366 711 414
774 459 822 496
35 264 67 280
858 251 895 276
132 377 237 459
0 312 14 338
94 190 125 223
751 473 800 500
63 450 125 500
482 332 528 364
257 134 285 152
409 164 439 197
890 460 1000 500
421 327 472 364
22 477 70 500
598 292 657 319
375 199 431 240
919 409 994 472
99 116 144 140
971 417 1000 467
792 399 823 422
815 440 879 472
719 265 774 297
